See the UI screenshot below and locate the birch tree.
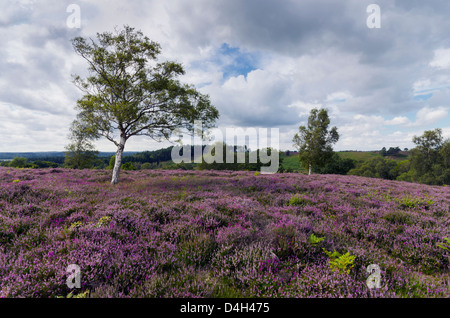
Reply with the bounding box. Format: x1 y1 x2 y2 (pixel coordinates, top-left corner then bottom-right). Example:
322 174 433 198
292 108 339 175
70 25 219 184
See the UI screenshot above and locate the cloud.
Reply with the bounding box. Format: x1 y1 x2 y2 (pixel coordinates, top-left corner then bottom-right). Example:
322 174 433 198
385 116 411 126
430 48 450 70
0 0 449 152
414 106 448 126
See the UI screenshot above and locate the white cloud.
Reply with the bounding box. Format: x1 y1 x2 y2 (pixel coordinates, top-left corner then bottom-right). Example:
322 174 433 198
385 116 411 126
1 0 450 152
430 48 450 69
326 91 353 103
414 106 448 126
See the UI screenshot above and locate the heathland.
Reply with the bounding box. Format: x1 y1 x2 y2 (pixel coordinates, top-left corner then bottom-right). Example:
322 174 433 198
0 167 449 297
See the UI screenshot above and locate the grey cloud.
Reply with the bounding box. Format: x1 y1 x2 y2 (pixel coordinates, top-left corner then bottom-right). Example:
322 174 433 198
0 0 449 151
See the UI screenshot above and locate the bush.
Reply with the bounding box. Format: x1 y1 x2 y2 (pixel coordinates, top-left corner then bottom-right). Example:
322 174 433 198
322 249 356 275
288 194 309 206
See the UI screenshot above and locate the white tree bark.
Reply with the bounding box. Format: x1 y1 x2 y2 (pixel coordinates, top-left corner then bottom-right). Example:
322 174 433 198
111 135 126 185
308 163 312 175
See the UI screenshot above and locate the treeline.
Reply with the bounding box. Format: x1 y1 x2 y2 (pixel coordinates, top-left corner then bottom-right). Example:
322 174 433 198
2 128 448 186
0 157 60 169
348 129 449 185
196 143 282 172
348 157 409 180
0 152 65 160
106 146 190 171
107 144 283 172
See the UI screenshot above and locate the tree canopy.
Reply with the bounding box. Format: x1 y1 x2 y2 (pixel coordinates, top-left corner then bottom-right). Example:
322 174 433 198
292 108 339 175
64 119 100 169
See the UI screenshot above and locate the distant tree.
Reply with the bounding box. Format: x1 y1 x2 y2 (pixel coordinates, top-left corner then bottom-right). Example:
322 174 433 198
70 25 218 184
348 157 401 180
395 129 450 185
380 147 387 156
9 157 28 168
315 153 355 175
31 160 59 168
0 161 9 167
292 108 339 175
121 162 135 170
410 129 443 176
386 146 401 156
439 140 450 170
64 120 100 169
141 162 154 170
107 155 116 170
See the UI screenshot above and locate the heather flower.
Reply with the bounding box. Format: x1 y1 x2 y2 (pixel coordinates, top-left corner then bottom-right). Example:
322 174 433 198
0 166 448 298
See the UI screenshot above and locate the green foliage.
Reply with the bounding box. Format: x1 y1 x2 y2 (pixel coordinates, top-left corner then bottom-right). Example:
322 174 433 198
315 152 355 175
348 157 400 180
411 129 443 175
96 216 112 228
69 221 83 230
322 249 355 274
288 194 309 206
57 290 90 298
107 155 115 170
397 195 435 209
9 157 28 168
64 120 100 169
334 129 449 186
30 160 59 168
292 108 339 174
308 234 325 246
406 129 450 185
383 211 415 225
382 146 402 156
121 162 135 170
437 238 450 252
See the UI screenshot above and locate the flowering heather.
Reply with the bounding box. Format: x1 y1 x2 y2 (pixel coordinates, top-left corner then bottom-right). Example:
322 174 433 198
0 166 449 298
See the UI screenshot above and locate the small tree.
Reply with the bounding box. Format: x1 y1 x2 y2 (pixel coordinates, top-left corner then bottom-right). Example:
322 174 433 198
9 157 28 168
292 108 339 175
410 128 443 176
70 25 219 184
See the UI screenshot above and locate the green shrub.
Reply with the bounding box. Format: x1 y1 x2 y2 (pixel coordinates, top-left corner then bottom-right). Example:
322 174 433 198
96 216 112 228
323 249 355 274
308 233 325 246
397 195 435 209
288 194 309 207
383 211 414 225
437 237 450 252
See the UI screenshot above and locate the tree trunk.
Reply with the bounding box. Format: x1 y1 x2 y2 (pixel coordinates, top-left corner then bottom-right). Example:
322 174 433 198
111 136 126 185
308 163 312 175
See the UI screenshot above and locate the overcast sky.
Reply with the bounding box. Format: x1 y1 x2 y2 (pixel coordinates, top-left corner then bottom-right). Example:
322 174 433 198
1 0 449 152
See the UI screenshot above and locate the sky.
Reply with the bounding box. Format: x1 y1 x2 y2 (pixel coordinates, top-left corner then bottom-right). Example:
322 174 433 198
0 0 449 152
